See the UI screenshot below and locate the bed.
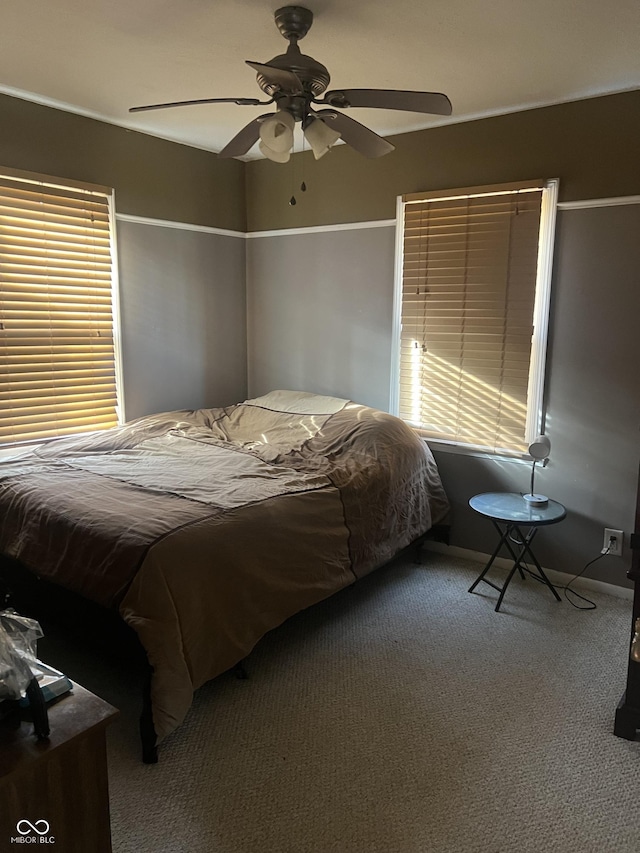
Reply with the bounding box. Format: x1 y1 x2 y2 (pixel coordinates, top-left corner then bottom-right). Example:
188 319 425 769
0 390 449 760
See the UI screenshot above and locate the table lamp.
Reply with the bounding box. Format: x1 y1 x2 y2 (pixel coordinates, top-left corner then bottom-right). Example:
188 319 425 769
523 434 551 506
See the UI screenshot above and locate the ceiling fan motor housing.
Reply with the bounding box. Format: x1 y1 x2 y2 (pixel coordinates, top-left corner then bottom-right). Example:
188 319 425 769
274 6 314 41
254 5 330 112
256 46 330 99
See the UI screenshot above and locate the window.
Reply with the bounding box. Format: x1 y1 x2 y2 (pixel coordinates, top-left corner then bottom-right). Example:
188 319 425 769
0 168 121 446
392 179 558 456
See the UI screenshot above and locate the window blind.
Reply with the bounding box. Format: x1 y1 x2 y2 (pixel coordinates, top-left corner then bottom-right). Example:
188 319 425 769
398 183 545 455
0 170 118 445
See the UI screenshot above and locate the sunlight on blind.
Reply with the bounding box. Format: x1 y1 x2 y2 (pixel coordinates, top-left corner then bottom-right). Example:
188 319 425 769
0 171 118 445
398 184 545 455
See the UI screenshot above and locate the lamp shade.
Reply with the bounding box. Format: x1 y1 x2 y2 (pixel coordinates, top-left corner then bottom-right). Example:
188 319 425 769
528 434 551 461
304 117 341 159
523 433 551 506
259 111 295 162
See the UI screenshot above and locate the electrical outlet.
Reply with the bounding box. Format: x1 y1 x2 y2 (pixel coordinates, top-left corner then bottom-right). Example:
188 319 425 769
603 528 624 556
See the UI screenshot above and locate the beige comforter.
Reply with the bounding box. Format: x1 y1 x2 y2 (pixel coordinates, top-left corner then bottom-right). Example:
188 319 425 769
0 391 449 743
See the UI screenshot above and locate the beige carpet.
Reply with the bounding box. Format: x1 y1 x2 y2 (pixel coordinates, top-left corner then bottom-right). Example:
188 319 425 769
41 551 640 853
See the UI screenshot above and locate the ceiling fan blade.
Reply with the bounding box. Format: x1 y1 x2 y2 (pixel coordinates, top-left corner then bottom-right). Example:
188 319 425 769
314 110 395 158
217 114 275 159
246 61 303 94
129 96 269 113
319 89 452 116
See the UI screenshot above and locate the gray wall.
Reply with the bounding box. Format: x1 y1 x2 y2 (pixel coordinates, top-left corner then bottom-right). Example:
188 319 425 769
246 204 640 588
427 204 640 587
117 219 247 420
247 226 396 411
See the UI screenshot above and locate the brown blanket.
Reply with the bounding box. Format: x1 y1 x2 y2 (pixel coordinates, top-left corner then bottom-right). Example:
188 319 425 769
0 391 449 742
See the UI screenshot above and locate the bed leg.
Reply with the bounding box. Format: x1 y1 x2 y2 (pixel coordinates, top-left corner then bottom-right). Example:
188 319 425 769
413 533 428 564
140 666 158 764
429 524 451 545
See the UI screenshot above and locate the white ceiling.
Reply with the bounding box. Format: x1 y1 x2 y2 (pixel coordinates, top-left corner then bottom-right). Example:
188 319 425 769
1 0 639 160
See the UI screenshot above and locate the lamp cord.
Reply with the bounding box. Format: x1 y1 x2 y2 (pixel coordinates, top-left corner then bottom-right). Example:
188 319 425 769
558 552 602 610
511 542 604 610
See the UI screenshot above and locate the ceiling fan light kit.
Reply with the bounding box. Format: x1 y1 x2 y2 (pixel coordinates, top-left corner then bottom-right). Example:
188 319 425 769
129 5 452 163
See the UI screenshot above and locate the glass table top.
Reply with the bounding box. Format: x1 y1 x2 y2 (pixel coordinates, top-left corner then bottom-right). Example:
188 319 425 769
469 492 566 525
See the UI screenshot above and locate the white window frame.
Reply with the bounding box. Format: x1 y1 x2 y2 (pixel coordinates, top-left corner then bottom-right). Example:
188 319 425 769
390 178 559 458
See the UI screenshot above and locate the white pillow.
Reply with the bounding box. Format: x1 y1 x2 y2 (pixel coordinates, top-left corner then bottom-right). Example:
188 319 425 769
244 390 349 415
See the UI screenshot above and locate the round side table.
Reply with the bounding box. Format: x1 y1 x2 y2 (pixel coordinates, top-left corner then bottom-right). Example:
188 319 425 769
468 492 566 612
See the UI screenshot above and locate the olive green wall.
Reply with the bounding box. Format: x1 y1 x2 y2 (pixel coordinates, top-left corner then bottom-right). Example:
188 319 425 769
4 88 637 240
0 94 246 231
245 90 640 231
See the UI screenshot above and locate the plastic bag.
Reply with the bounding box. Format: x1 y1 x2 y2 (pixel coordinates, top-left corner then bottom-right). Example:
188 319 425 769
0 609 43 701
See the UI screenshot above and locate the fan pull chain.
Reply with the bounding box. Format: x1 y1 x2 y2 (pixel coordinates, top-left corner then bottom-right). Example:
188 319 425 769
289 138 297 205
288 131 307 204
300 130 307 192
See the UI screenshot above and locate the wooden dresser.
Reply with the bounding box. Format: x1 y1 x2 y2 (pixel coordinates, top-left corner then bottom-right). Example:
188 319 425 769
0 682 118 852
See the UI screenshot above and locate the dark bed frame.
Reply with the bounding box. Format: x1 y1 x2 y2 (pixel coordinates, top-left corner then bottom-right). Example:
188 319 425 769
0 522 450 763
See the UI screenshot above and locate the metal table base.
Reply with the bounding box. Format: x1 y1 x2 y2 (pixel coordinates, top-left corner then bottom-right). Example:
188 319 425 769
468 520 562 612
467 493 567 613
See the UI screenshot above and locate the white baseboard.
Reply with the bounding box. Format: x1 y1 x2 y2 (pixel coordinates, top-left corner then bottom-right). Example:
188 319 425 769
422 540 634 602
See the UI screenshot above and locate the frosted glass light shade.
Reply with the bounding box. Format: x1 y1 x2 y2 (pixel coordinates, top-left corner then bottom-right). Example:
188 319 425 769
259 111 295 161
304 117 341 159
258 141 291 162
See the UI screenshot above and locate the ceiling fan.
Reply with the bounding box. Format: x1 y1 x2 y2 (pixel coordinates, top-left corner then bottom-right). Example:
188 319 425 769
129 5 452 162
